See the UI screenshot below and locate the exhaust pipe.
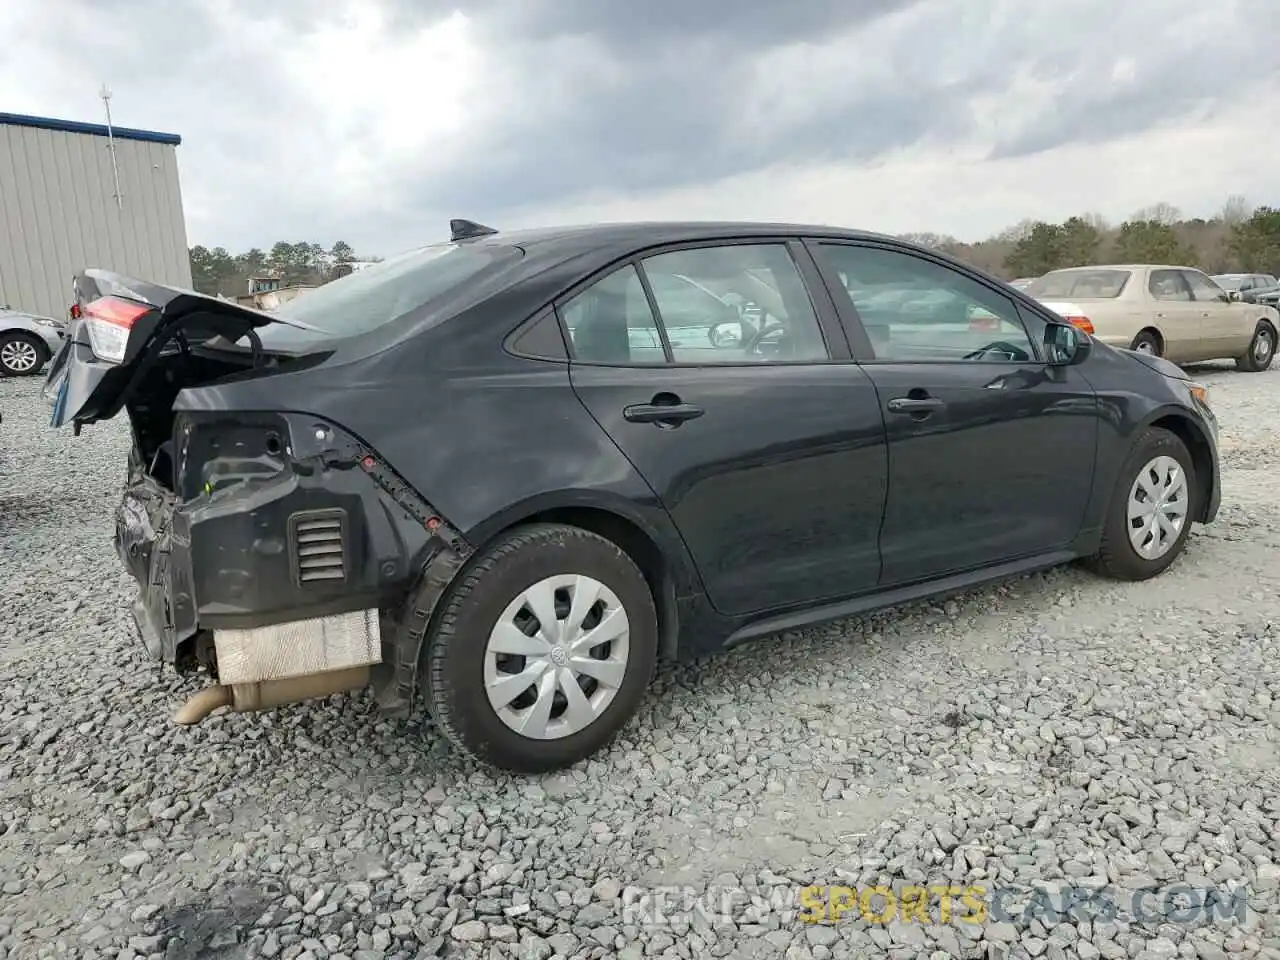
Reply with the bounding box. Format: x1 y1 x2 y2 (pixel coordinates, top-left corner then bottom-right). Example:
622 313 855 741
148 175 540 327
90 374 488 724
172 665 371 725
172 685 233 724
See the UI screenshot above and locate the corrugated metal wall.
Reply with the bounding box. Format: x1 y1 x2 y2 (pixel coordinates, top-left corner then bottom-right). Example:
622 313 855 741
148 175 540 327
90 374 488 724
0 123 192 318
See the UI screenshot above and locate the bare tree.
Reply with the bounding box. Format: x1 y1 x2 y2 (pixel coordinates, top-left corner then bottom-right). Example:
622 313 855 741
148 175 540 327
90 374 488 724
1220 195 1252 225
1080 212 1111 233
1129 202 1181 225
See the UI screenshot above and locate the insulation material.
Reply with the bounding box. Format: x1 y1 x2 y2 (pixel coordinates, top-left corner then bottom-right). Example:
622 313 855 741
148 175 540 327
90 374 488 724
214 608 381 685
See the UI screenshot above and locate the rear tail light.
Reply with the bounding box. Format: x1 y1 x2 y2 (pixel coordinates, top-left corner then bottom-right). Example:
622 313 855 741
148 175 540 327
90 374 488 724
969 316 999 332
1061 314 1095 336
82 296 151 364
68 303 82 320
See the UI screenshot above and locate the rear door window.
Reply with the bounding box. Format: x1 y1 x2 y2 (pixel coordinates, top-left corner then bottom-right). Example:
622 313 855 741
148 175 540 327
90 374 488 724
560 264 667 364
1148 270 1193 301
638 244 830 363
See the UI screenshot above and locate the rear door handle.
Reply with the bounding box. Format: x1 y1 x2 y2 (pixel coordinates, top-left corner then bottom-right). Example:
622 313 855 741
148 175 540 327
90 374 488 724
886 397 946 413
624 401 705 424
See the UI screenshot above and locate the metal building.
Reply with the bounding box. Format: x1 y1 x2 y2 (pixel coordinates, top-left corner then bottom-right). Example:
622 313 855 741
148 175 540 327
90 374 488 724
0 111 192 319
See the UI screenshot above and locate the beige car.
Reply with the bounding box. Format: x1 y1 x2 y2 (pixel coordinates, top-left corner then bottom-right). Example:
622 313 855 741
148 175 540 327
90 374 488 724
1025 264 1278 372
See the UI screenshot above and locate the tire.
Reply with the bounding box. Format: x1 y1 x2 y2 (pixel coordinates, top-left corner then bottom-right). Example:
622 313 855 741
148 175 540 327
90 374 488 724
424 523 658 773
1234 319 1276 372
1129 330 1162 356
1084 427 1196 581
0 332 48 377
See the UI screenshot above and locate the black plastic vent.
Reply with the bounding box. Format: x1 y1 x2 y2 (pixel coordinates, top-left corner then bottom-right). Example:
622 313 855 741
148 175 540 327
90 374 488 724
289 509 347 585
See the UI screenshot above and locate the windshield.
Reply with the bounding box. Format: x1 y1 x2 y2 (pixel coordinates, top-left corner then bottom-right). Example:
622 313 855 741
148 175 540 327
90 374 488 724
1211 275 1244 291
1027 268 1131 299
271 241 522 336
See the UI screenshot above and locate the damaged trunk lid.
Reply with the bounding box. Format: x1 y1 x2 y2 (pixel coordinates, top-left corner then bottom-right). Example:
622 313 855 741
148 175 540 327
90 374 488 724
46 269 326 429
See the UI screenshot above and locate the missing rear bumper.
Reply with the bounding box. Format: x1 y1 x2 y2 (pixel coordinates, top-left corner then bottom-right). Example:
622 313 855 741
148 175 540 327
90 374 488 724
115 413 474 720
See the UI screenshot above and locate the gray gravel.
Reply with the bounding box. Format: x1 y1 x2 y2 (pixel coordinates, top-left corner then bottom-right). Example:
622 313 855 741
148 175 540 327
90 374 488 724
2 363 1279 960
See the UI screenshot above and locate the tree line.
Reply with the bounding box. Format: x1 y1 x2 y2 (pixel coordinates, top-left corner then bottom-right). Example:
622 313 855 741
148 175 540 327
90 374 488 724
188 198 1280 297
187 240 380 297
899 197 1280 280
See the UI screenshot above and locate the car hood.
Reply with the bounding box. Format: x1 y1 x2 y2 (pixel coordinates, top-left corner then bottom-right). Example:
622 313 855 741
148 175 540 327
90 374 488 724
1118 348 1189 380
1 310 63 328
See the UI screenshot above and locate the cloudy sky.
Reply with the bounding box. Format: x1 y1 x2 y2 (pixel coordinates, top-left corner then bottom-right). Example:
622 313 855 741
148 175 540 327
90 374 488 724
4 0 1278 256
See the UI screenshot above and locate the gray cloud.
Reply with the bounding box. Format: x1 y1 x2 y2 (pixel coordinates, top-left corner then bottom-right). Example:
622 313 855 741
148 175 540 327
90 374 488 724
352 0 1279 232
12 0 1276 252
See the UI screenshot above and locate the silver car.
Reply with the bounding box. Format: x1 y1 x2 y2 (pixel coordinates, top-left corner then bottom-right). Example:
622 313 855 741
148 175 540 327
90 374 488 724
0 306 66 376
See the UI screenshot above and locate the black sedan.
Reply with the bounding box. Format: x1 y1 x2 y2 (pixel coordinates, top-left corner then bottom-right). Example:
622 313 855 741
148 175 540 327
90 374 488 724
47 219 1221 772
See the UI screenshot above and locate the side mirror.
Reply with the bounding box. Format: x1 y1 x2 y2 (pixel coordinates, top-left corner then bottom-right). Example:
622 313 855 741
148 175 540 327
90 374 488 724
708 320 744 348
1044 323 1091 366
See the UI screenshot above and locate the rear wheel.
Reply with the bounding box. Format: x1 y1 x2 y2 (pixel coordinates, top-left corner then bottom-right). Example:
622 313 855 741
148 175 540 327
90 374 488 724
1085 427 1195 581
1235 320 1276 372
0 332 47 377
425 523 658 773
1129 329 1162 356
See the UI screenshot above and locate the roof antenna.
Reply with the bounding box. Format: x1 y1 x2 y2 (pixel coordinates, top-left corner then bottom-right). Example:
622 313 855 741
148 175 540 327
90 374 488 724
100 84 123 210
450 219 498 242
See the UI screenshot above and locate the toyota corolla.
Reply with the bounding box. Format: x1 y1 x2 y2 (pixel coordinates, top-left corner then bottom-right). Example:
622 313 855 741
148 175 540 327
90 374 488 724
46 219 1221 773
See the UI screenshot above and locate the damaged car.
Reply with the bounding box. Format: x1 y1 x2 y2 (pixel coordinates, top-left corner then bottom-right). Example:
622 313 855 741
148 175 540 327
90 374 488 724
47 219 1222 773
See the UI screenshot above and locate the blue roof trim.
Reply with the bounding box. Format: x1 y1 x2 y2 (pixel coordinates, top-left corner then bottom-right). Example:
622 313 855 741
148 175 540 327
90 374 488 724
0 112 181 146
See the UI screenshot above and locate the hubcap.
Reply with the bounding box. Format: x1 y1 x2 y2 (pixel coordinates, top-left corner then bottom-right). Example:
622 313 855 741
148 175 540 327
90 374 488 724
483 574 630 740
1254 329 1273 362
1126 455 1189 561
1135 340 1156 355
1 340 39 372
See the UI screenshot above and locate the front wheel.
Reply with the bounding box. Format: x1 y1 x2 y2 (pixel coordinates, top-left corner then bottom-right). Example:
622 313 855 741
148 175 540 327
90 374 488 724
424 523 658 773
1085 427 1196 581
1129 330 1162 356
1235 320 1276 372
0 332 48 377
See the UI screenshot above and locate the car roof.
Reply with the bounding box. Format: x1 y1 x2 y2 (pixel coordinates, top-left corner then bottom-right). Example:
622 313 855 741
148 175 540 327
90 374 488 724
479 220 891 244
456 221 895 262
441 221 906 285
1043 264 1196 272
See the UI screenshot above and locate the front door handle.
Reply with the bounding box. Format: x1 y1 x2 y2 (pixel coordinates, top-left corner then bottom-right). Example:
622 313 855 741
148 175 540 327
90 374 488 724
624 400 705 425
886 397 946 414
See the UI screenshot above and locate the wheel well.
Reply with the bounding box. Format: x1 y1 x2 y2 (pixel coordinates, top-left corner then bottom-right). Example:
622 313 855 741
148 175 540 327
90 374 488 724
1151 414 1213 522
519 507 681 661
1 329 47 350
1134 327 1163 350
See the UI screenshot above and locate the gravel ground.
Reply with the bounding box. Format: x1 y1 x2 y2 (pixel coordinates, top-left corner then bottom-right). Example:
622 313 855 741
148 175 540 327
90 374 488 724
1 365 1278 960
